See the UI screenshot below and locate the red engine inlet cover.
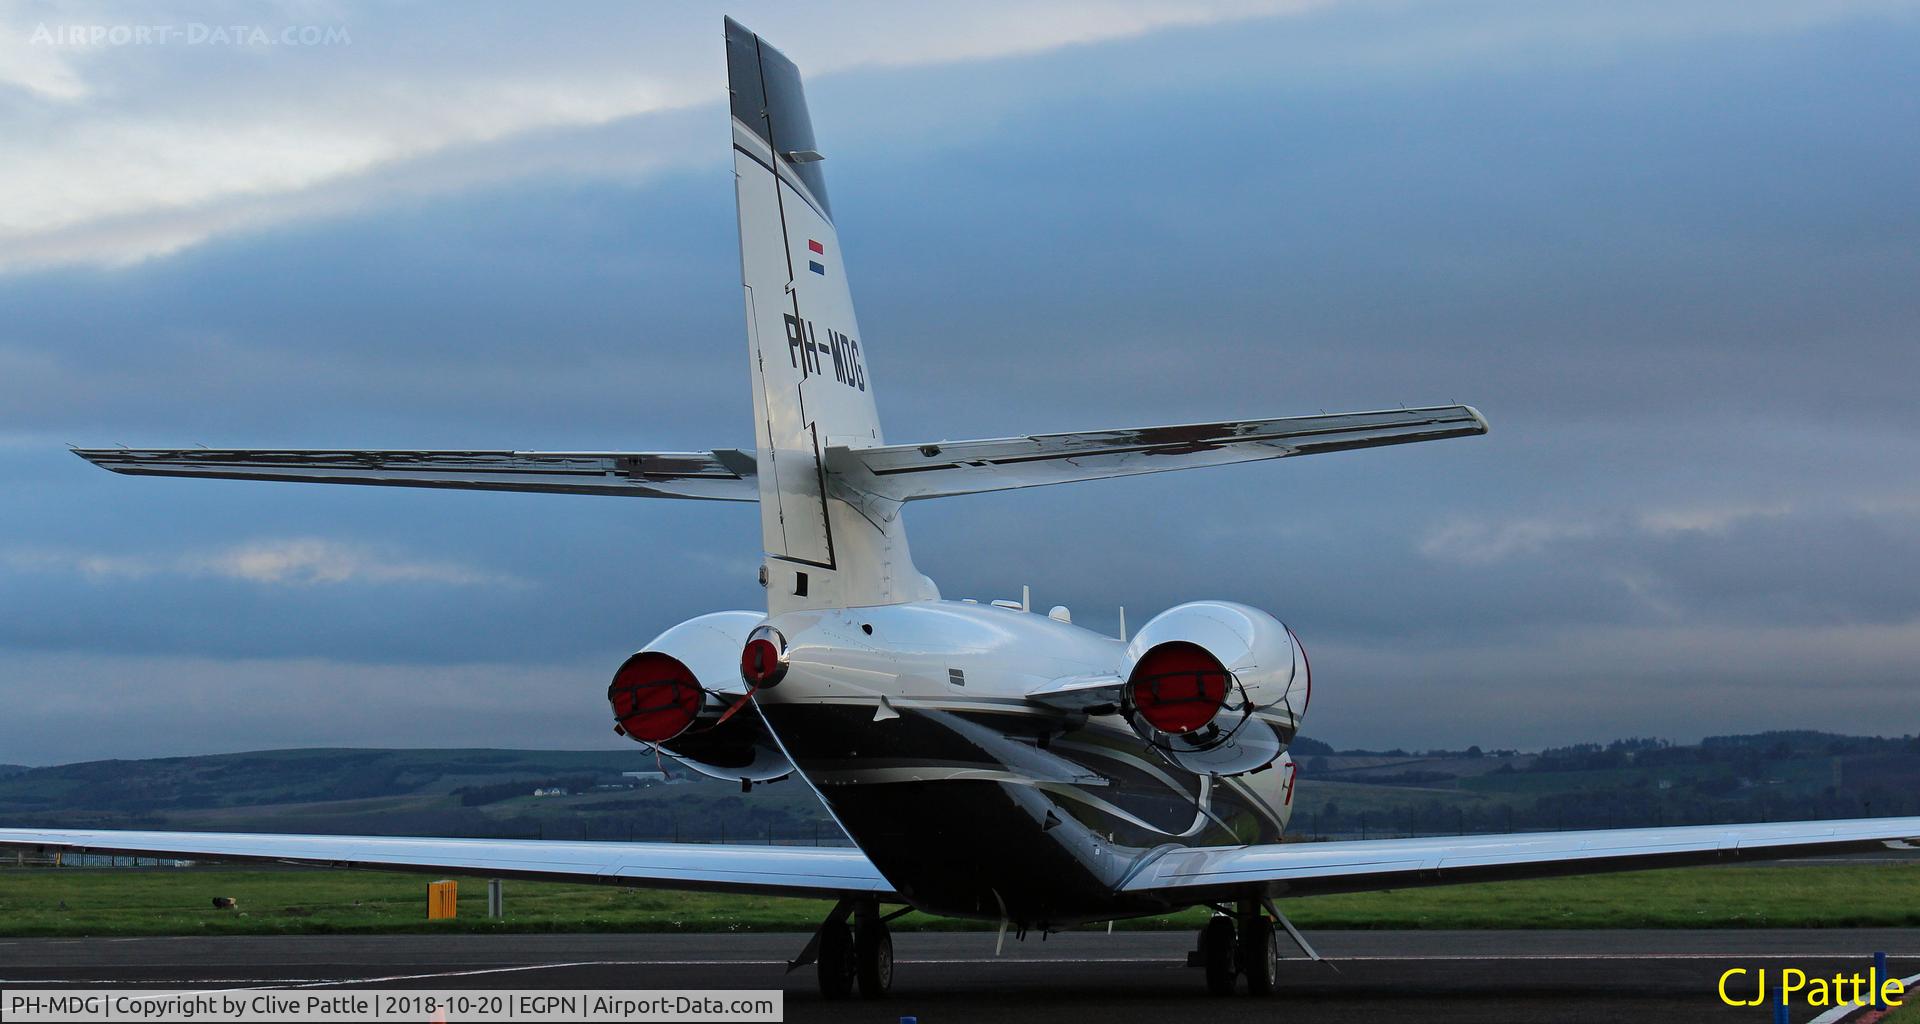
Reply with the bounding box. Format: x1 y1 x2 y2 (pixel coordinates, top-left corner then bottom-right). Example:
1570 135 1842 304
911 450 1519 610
608 651 703 743
1128 641 1230 735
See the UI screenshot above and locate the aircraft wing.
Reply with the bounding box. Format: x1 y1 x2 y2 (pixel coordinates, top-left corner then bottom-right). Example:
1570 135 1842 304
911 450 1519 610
73 448 758 501
831 405 1487 502
1121 816 1920 902
0 827 894 899
7 817 1915 907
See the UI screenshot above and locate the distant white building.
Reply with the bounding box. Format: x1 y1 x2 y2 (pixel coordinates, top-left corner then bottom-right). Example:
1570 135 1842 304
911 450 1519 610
532 787 570 797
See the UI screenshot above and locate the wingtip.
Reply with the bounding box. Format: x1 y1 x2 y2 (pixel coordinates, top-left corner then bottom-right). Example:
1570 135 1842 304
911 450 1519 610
1463 405 1490 434
70 448 131 473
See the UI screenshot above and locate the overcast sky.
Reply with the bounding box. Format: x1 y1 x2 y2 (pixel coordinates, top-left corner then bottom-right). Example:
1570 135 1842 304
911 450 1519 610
3 0 1918 765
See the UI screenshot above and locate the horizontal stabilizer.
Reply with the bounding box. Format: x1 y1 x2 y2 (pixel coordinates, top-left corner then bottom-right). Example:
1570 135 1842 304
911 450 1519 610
74 448 758 501
831 405 1487 502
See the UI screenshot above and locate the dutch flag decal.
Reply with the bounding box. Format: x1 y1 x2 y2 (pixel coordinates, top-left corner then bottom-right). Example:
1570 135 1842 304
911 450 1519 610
807 239 826 275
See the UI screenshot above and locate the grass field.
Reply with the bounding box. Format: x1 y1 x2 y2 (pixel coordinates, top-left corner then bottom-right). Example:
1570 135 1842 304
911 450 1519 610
1 863 1915 936
1885 1001 1920 1023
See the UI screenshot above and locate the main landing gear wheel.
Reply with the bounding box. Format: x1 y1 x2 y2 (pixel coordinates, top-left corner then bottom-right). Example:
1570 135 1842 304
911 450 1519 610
855 918 894 998
1200 915 1238 995
1240 915 1278 996
816 920 857 999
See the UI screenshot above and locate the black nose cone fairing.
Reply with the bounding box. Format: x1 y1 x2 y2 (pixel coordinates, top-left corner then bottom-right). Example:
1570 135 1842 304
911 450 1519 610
758 700 1288 927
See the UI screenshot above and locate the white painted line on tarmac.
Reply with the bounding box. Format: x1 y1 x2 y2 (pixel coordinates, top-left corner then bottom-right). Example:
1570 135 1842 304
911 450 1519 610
1324 955 1919 962
260 961 638 991
4 952 1911 987
958 953 1872 964
1805 972 1920 1024
0 979 333 985
0 954 1897 980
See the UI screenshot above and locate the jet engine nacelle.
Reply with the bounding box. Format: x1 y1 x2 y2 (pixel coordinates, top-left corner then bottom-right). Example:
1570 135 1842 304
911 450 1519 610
607 610 795 784
1121 601 1310 775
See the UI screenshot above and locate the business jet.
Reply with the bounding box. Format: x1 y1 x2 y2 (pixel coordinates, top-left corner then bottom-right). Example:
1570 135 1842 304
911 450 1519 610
8 17 1917 1000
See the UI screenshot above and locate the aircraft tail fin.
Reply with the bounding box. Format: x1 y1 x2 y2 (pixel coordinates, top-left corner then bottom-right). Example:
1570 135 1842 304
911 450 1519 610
727 19 928 612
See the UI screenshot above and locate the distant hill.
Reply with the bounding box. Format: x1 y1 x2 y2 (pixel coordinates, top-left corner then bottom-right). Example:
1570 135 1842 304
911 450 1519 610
2 733 1914 843
0 748 839 844
0 765 26 778
1288 731 1920 837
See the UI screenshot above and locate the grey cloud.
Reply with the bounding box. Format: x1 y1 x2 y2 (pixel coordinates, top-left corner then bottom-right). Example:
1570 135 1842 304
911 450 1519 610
3 537 523 587
0 0 1319 270
1306 620 1920 750
0 651 625 765
3 5 1918 757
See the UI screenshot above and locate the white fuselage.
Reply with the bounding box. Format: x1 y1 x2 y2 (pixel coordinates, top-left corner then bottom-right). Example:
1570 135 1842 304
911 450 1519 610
768 600 1124 712
728 599 1295 925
